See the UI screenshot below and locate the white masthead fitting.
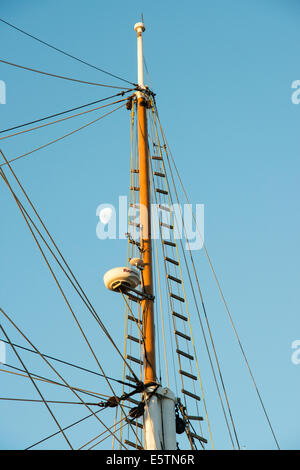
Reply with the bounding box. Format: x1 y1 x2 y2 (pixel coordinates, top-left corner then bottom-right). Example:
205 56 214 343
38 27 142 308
134 22 145 33
134 22 146 89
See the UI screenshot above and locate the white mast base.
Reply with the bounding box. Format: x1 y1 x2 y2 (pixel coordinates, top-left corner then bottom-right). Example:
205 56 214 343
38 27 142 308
143 386 177 450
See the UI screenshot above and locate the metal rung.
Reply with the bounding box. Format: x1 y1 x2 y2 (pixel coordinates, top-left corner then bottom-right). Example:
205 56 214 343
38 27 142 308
130 186 140 191
170 293 185 302
127 335 142 344
125 375 138 383
126 355 143 365
179 369 197 380
151 156 163 160
176 349 194 360
167 274 182 284
181 389 201 401
124 440 143 450
187 416 204 421
128 315 142 325
159 204 171 212
131 169 139 173
129 221 141 227
163 240 176 247
175 331 191 341
125 418 143 429
172 311 188 321
125 397 140 405
156 188 168 195
165 257 179 266
126 294 140 303
128 239 141 247
154 172 165 177
160 222 173 230
189 433 207 444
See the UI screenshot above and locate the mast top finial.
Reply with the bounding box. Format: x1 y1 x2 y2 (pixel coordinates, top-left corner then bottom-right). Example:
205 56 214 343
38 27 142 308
134 22 145 33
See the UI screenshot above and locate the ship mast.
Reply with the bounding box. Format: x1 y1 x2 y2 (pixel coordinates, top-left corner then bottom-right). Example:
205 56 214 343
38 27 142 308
134 21 177 451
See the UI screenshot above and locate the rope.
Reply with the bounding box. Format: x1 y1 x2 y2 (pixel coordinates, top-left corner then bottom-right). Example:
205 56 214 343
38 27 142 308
0 322 73 449
150 107 239 449
0 338 135 388
149 105 214 448
0 307 128 449
0 364 110 400
0 103 126 167
78 415 128 450
0 150 141 385
0 96 130 139
26 408 104 450
153 101 280 450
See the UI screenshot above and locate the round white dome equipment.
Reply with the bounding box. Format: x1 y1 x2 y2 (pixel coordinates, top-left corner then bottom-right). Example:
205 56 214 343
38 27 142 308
104 267 140 292
129 257 144 268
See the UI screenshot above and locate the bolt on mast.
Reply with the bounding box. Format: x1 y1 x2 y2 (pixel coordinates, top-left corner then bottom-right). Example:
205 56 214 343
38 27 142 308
134 21 177 451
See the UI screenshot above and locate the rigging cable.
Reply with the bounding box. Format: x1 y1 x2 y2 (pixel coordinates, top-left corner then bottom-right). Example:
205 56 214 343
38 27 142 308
149 108 239 449
153 102 280 450
0 307 128 450
0 17 136 86
0 364 111 400
0 149 141 385
0 338 135 388
0 159 143 446
0 58 131 90
0 103 126 167
0 166 140 391
0 90 134 135
0 322 73 449
148 108 213 448
0 168 123 398
0 98 129 141
26 407 104 450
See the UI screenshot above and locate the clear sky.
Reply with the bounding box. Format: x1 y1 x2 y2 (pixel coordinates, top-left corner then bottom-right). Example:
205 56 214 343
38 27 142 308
0 0 299 450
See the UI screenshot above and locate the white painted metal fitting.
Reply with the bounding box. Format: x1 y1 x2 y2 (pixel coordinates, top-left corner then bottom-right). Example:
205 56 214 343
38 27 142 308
134 22 145 33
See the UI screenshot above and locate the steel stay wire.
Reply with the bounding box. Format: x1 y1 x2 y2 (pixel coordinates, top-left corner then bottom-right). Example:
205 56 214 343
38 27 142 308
0 167 143 447
0 166 120 399
0 151 141 385
26 407 105 450
0 17 136 86
0 364 111 400
0 90 134 135
0 58 132 90
0 307 129 450
0 103 126 168
0 168 143 451
0 322 73 449
0 337 135 388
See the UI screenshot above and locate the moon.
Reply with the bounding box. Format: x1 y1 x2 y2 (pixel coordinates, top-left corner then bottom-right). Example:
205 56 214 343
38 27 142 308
99 207 112 225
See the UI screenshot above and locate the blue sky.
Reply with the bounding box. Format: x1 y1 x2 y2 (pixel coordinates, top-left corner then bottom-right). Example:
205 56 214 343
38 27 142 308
0 0 299 450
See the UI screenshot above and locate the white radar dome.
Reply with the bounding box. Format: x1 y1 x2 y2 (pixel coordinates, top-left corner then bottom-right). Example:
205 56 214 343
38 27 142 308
103 267 140 292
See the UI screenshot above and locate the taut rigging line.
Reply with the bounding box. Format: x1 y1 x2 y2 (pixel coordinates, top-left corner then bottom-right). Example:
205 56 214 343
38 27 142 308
0 90 134 135
0 17 136 86
0 58 131 90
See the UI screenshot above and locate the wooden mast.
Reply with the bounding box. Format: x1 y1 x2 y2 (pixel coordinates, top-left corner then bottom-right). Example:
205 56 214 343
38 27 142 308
134 22 156 386
134 21 176 451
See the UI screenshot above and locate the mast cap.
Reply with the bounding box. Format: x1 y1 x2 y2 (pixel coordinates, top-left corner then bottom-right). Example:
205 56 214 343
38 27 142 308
134 22 145 33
